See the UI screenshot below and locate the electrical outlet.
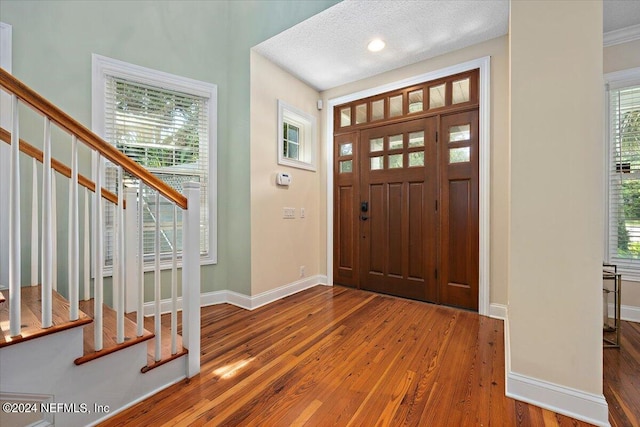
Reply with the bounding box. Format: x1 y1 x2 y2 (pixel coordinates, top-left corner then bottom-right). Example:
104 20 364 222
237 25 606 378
283 207 295 219
300 207 305 218
299 266 305 277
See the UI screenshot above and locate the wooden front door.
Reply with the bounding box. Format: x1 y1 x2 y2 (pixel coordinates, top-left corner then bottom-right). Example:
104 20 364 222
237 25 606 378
359 118 438 301
333 70 479 310
439 110 479 310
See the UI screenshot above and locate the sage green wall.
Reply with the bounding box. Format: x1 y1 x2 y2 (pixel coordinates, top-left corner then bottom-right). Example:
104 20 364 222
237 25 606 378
0 0 337 297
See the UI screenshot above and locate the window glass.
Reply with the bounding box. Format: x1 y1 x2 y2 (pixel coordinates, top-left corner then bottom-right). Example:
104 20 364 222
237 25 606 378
389 95 403 117
452 78 470 104
609 84 640 267
340 107 351 127
371 99 384 121
408 90 423 113
429 84 446 109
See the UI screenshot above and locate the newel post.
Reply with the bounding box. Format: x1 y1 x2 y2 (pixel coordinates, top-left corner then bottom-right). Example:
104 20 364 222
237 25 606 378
182 182 201 377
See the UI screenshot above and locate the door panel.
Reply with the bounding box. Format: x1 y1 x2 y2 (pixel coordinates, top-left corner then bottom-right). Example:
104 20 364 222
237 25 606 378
359 118 437 302
334 132 359 287
440 111 479 310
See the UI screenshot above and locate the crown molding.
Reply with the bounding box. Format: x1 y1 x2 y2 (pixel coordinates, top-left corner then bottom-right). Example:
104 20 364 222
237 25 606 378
604 23 640 47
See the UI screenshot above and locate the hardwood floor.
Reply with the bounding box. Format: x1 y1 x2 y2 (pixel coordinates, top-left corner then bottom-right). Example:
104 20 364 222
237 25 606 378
604 320 640 427
100 286 632 426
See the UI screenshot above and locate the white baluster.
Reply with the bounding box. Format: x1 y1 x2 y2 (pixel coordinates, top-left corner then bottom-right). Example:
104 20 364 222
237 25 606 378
182 182 201 377
31 158 39 286
137 182 144 337
94 154 104 351
124 187 138 314
9 95 21 337
41 118 52 329
154 191 161 362
171 203 177 355
115 166 124 343
68 136 79 321
83 187 90 301
51 172 57 292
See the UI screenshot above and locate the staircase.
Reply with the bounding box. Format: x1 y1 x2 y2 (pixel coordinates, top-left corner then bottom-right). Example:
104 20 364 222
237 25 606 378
0 68 201 427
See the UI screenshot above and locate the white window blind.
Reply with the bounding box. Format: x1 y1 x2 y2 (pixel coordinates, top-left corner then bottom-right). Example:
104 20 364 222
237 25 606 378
103 76 210 265
608 83 640 276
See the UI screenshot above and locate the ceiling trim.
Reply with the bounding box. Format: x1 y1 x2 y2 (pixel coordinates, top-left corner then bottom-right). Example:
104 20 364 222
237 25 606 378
604 23 640 47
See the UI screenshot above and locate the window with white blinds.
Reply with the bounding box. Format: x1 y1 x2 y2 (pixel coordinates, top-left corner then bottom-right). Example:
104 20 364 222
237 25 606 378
608 76 640 279
93 55 217 270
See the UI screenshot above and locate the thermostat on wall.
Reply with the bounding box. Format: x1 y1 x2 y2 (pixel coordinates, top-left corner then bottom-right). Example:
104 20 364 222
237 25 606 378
276 172 292 186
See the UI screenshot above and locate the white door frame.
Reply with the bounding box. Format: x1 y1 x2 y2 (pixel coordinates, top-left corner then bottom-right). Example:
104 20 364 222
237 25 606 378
0 22 12 288
325 56 491 316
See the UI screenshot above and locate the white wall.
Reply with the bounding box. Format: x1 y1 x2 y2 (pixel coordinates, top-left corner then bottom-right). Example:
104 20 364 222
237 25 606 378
249 51 323 295
508 0 606 424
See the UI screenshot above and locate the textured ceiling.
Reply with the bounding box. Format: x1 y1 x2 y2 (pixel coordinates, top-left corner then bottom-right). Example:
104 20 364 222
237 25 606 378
254 0 509 91
604 0 640 32
254 0 640 92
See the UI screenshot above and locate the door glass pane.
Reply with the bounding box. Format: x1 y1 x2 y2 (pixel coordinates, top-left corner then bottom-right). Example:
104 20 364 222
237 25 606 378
370 156 383 170
340 107 351 127
370 137 384 152
389 95 403 117
389 154 403 168
371 99 384 121
339 142 352 156
409 151 425 167
408 131 424 147
449 124 471 142
429 84 446 109
449 147 470 163
339 160 353 173
388 134 403 150
452 78 470 104
356 103 367 124
408 90 423 113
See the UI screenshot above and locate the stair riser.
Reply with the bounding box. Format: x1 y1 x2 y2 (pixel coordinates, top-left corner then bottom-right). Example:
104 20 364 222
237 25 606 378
0 328 186 427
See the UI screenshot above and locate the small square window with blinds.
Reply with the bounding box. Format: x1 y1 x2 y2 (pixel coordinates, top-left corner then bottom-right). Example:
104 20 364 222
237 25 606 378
103 76 210 265
609 84 640 271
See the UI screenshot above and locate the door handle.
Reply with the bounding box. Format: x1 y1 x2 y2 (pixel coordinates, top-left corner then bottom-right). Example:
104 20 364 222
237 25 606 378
361 215 369 221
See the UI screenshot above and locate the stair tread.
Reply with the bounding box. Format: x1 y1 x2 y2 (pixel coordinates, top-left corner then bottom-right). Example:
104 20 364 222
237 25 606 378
127 311 188 373
74 300 154 365
0 286 92 348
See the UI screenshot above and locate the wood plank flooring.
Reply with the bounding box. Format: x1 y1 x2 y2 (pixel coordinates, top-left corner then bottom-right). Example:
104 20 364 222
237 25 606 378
604 320 640 427
99 285 632 426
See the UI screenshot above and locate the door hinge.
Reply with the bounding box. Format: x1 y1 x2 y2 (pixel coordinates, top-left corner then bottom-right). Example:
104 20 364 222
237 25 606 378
435 200 438 211
435 269 438 279
435 131 438 142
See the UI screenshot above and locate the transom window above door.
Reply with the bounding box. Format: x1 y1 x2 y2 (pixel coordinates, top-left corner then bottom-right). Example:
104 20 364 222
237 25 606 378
335 70 478 129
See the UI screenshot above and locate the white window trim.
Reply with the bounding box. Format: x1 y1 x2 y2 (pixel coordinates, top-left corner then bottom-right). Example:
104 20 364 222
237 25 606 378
92 54 217 272
277 99 317 171
604 66 640 282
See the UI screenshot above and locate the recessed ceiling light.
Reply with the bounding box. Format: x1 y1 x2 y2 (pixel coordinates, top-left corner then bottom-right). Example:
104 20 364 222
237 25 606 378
367 39 385 52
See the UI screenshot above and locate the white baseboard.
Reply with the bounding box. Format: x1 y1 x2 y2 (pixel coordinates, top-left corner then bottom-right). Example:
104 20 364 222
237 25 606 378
143 275 328 316
608 303 640 323
504 311 610 427
506 372 610 427
489 303 507 320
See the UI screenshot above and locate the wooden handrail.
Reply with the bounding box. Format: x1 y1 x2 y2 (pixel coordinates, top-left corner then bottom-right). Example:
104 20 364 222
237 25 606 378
0 127 121 206
0 68 187 209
